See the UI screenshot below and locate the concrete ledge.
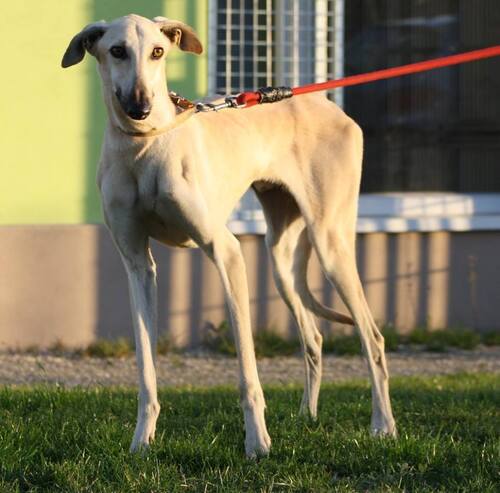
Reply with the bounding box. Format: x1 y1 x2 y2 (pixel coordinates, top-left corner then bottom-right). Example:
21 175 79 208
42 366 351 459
229 193 500 233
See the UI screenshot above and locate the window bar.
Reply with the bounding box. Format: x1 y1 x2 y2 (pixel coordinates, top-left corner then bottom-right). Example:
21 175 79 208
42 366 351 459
292 0 300 87
275 0 285 85
315 0 328 85
208 0 218 94
266 0 273 86
239 0 245 92
225 0 232 93
253 0 258 89
332 0 345 107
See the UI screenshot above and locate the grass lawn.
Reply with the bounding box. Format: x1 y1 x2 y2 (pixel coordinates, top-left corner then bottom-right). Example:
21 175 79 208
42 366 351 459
0 374 498 492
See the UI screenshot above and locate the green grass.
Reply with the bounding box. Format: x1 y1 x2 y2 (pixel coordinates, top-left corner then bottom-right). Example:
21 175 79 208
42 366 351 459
205 322 404 358
407 328 482 352
205 321 300 358
478 330 500 347
81 337 134 358
0 374 498 492
206 323 495 358
79 334 173 358
18 326 499 359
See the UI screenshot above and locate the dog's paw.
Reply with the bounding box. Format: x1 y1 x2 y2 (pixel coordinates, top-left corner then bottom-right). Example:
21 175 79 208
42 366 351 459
245 429 271 459
242 394 271 459
130 423 155 453
298 398 318 421
129 402 160 453
371 420 397 438
129 440 151 454
129 429 155 453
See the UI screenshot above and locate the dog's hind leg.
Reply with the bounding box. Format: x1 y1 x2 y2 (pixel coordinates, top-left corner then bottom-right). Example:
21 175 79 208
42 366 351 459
255 186 324 418
301 121 396 436
311 224 396 435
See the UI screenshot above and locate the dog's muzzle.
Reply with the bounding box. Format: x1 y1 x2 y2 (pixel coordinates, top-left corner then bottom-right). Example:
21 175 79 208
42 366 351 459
116 88 152 120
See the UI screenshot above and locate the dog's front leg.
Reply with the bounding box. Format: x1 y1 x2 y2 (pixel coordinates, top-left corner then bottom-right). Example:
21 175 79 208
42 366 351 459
208 230 271 458
104 210 160 452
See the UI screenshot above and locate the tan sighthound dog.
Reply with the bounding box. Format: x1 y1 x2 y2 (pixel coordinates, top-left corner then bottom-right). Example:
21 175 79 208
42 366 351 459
62 14 396 457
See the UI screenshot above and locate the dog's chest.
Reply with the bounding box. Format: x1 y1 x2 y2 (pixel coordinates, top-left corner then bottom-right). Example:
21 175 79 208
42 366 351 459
133 165 196 248
134 170 158 213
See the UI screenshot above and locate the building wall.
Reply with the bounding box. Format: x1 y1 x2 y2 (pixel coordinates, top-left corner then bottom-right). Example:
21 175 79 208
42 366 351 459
0 1 207 225
1 226 498 349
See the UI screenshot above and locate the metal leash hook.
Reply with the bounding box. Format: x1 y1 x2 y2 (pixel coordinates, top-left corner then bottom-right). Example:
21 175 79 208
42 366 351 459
196 86 294 112
195 95 245 112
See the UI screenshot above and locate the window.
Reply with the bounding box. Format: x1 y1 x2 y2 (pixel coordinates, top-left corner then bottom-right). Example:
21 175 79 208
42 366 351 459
345 0 500 193
209 0 345 104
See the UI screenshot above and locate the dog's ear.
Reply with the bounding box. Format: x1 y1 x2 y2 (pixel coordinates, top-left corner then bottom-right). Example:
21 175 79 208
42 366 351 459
153 17 203 55
61 21 108 68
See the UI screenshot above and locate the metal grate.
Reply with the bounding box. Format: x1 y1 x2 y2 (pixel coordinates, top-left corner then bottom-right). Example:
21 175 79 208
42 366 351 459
208 0 345 105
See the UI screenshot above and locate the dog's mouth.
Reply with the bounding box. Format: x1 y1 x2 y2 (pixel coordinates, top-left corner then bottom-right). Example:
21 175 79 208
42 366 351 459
115 88 152 121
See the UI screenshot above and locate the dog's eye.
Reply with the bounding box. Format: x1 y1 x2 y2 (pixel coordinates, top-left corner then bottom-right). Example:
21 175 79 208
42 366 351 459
151 47 164 59
110 46 126 59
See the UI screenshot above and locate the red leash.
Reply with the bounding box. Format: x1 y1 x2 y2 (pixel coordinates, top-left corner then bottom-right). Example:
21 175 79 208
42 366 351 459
233 45 500 109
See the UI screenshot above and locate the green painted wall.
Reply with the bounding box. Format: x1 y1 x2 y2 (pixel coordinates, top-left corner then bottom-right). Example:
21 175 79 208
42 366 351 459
0 1 207 225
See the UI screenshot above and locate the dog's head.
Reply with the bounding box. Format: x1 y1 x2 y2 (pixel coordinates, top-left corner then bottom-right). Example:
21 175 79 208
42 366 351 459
62 14 202 121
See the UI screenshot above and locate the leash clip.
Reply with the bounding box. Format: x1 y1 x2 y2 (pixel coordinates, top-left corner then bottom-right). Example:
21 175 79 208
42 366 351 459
195 95 245 113
226 95 247 109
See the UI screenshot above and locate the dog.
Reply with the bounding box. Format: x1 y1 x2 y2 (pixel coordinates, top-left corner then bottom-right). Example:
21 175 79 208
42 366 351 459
62 14 396 458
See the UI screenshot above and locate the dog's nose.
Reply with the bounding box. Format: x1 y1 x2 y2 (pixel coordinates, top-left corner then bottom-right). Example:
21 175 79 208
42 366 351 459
127 106 151 120
116 87 152 120
126 86 152 120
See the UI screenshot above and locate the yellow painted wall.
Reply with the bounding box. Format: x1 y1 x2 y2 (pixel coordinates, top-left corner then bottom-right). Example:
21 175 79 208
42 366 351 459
0 0 207 225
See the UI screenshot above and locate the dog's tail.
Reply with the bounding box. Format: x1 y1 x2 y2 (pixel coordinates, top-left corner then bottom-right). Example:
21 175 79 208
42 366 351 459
295 273 354 325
